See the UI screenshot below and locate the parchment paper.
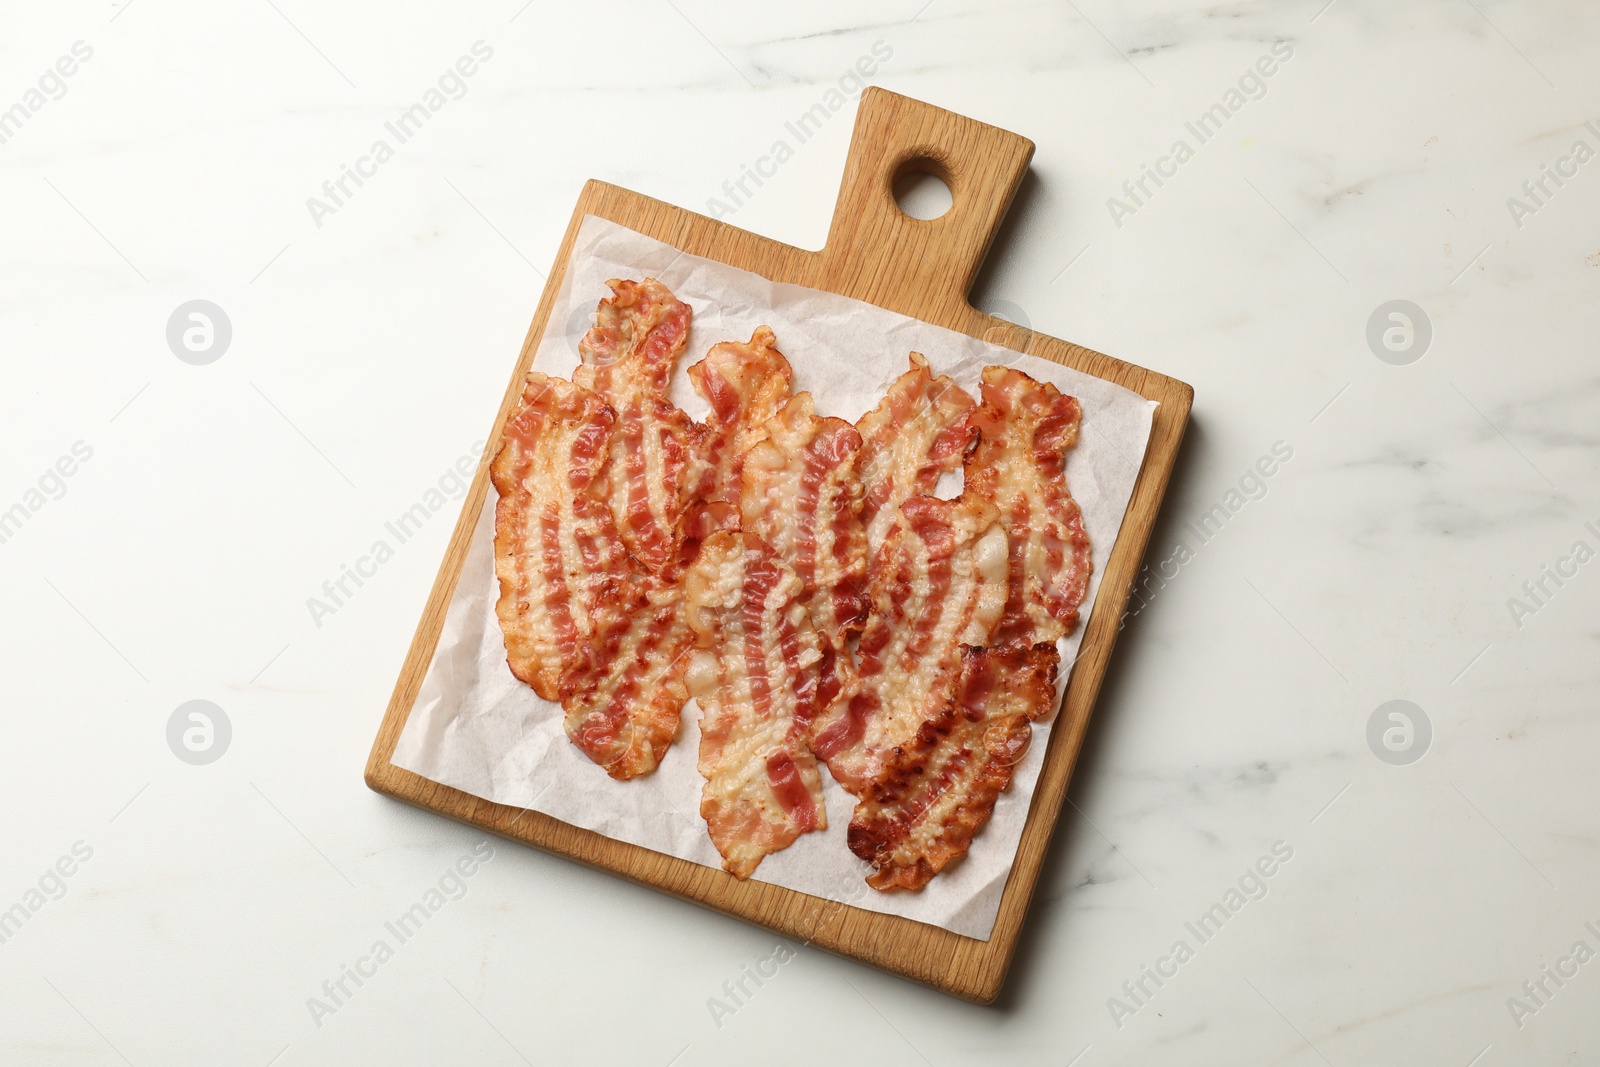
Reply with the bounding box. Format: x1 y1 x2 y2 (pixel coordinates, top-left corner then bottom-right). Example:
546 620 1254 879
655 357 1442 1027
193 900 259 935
393 215 1156 939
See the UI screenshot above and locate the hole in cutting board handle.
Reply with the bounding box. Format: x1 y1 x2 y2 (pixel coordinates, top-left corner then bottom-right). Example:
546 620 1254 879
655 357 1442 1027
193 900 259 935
892 156 953 220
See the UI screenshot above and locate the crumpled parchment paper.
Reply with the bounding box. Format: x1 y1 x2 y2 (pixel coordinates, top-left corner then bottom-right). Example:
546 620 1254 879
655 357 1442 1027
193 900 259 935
393 216 1156 939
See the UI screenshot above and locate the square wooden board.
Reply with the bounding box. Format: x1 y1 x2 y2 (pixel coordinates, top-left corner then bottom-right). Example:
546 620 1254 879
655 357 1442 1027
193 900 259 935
366 86 1193 1003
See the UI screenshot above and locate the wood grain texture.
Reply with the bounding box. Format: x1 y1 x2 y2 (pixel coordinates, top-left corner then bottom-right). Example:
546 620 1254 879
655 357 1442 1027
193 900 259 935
364 87 1192 1003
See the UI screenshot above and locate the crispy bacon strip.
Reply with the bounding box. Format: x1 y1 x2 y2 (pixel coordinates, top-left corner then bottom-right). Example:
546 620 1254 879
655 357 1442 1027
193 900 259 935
491 373 625 700
740 392 867 638
809 494 1009 794
575 278 697 574
848 644 1058 891
854 353 977 561
966 366 1093 645
685 531 827 878
688 326 794 515
558 575 694 779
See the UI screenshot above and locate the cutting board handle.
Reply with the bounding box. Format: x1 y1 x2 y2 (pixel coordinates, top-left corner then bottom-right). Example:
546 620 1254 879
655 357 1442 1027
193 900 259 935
818 87 1035 325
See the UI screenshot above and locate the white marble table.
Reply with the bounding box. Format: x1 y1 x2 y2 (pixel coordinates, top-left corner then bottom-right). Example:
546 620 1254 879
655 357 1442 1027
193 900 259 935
2 1 1597 1064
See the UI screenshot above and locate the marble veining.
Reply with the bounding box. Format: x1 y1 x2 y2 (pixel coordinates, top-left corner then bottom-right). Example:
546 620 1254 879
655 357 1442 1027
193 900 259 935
0 1 1596 1065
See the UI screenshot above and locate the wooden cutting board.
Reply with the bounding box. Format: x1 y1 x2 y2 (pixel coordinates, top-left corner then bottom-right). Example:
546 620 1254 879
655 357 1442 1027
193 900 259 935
365 86 1192 1003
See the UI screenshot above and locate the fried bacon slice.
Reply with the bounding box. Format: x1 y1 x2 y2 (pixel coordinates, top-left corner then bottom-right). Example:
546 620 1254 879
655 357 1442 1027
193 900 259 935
809 493 1009 794
966 366 1093 646
491 373 626 700
688 326 794 519
740 392 867 638
848 644 1058 891
558 575 694 780
854 353 977 562
685 531 828 878
575 278 697 574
